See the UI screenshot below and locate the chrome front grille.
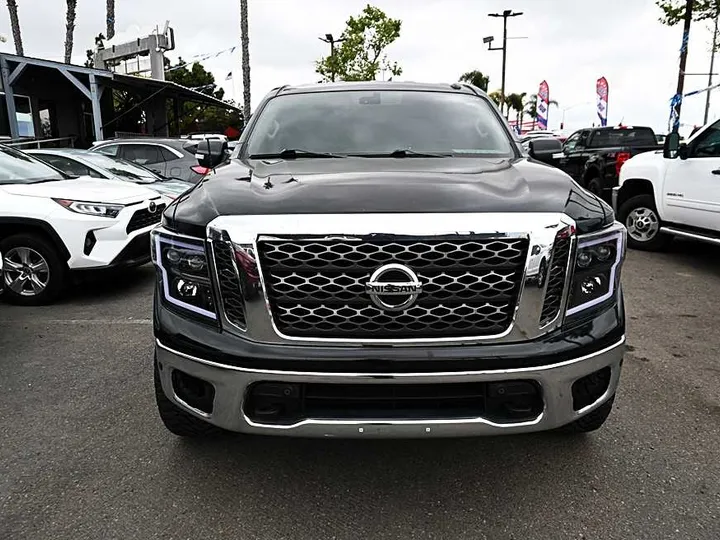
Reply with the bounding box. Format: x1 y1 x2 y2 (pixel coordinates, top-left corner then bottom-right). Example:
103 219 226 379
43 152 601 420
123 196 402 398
257 238 529 339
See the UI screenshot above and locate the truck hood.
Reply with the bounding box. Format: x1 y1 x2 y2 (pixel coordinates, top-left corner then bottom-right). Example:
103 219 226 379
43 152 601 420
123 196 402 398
0 176 158 204
166 157 612 236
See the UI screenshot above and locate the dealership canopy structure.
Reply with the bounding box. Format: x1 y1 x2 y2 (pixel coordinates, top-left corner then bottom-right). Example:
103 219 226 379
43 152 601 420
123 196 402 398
0 52 239 148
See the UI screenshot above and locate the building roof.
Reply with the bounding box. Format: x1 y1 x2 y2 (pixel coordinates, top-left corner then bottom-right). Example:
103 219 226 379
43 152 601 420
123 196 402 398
0 52 238 111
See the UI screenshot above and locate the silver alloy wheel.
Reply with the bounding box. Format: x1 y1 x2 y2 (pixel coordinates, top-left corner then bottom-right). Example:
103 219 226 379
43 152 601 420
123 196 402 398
3 247 50 296
625 207 660 243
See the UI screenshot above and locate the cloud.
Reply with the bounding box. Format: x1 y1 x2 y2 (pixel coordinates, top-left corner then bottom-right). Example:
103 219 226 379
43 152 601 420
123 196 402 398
0 0 718 135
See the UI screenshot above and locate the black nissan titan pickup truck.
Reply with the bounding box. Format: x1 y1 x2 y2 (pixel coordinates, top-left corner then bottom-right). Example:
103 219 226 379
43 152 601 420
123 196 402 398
151 81 627 439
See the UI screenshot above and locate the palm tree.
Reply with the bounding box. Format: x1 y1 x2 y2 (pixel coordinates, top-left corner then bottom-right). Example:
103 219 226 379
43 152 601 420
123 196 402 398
106 0 115 40
505 92 526 129
488 90 503 109
6 0 24 55
525 94 559 130
459 70 490 92
64 0 77 64
240 0 251 121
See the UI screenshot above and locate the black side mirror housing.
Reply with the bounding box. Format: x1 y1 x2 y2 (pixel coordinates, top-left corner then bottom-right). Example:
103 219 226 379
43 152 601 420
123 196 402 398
528 138 563 163
678 143 689 160
195 139 228 169
663 132 681 159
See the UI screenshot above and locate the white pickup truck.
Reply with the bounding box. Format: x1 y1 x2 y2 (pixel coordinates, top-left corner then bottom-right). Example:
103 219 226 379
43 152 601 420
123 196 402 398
613 122 720 250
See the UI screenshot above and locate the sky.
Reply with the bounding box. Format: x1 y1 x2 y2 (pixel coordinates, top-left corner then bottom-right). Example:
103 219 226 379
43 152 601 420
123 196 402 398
0 0 718 136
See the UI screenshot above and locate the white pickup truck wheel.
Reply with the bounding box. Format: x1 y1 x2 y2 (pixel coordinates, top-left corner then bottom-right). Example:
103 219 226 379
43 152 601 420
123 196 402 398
618 194 670 251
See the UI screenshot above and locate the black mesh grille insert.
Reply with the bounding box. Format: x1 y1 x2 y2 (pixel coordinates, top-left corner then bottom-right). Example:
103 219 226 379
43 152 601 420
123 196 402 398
540 235 571 325
258 238 529 339
126 204 165 234
213 240 246 328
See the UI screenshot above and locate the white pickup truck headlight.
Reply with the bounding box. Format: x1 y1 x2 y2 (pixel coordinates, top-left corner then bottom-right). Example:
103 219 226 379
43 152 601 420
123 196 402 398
53 198 124 218
151 230 217 320
566 224 626 316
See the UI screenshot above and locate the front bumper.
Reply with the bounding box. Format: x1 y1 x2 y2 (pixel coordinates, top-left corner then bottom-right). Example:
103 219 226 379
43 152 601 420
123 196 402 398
155 336 624 438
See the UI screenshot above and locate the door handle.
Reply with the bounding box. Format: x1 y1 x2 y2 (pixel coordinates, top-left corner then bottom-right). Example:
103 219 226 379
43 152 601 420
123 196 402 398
712 169 720 175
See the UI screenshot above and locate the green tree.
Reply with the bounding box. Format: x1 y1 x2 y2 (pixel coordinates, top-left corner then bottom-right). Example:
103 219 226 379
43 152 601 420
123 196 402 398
240 0 251 119
505 92 526 127
316 4 402 82
165 59 243 135
488 90 503 108
459 70 490 92
656 0 720 25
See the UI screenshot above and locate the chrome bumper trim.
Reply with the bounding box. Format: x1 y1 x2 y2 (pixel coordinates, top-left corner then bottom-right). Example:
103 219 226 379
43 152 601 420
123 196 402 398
155 336 625 438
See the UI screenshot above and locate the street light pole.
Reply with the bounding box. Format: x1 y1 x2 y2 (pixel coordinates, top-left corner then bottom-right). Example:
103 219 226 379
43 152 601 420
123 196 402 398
487 10 523 116
319 33 346 82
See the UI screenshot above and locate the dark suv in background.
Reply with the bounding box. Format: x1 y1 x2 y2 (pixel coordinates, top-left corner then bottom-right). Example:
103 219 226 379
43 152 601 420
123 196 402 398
90 138 210 183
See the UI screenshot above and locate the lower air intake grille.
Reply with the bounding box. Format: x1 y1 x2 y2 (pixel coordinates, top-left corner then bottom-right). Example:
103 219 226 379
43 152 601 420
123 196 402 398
212 240 246 328
540 234 571 325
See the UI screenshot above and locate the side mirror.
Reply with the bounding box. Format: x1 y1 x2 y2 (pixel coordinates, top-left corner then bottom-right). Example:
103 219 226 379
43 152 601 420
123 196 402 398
528 138 563 162
195 139 228 169
663 132 680 159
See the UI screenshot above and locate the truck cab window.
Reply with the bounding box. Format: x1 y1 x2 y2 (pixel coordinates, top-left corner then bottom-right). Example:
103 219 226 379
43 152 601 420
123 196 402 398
692 123 720 157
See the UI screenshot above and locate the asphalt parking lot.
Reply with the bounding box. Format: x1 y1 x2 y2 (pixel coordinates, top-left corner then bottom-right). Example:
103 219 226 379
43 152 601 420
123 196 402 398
1 241 720 540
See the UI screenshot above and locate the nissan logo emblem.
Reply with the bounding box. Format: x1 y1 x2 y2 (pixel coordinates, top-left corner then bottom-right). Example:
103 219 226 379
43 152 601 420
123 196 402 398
365 263 423 312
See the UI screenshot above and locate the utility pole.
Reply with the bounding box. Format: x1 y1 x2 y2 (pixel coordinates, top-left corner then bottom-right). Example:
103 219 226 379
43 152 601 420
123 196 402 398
705 6 720 125
487 10 523 116
672 0 694 133
319 33 346 82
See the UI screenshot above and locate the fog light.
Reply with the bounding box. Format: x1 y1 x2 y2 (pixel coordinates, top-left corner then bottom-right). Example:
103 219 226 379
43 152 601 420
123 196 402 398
581 275 606 295
84 231 96 255
175 278 198 298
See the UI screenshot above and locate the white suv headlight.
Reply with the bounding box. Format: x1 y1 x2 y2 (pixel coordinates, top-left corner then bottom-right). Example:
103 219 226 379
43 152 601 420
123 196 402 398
53 198 124 218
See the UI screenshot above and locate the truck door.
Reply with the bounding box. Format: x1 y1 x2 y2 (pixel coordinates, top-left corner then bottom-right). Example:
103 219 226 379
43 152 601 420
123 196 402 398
663 120 720 230
558 130 590 182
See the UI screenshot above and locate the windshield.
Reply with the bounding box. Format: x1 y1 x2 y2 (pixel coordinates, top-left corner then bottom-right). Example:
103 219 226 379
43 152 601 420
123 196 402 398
245 90 514 158
0 146 65 184
82 153 159 183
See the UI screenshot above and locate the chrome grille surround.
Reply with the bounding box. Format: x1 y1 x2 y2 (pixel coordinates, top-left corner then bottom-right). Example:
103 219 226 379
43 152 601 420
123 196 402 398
206 213 577 346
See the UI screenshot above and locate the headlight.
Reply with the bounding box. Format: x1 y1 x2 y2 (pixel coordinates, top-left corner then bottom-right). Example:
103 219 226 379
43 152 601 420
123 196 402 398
151 230 216 320
53 198 124 218
566 224 626 316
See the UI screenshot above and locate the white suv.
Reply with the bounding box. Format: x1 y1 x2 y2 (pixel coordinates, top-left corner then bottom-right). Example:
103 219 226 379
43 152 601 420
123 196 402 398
0 145 168 305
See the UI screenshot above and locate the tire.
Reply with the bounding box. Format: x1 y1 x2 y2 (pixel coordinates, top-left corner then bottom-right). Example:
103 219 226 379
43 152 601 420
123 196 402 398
0 233 67 305
154 360 224 437
618 194 671 251
559 394 615 434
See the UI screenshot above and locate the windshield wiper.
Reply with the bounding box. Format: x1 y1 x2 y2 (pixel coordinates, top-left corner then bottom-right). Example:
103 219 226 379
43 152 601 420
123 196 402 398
249 148 346 160
352 148 452 158
27 177 69 184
